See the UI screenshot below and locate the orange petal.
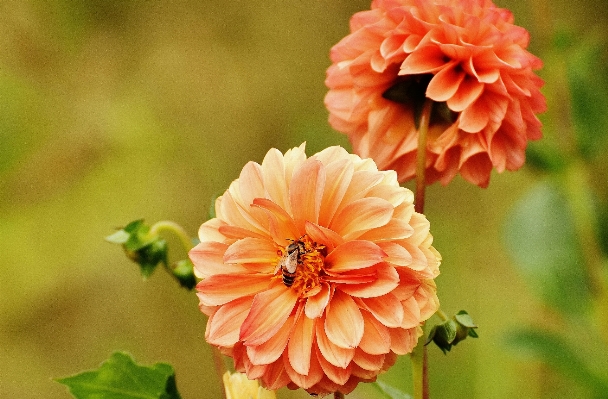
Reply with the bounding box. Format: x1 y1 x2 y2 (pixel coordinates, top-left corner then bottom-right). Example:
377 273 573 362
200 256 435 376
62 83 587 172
447 74 485 112
337 262 399 298
261 148 290 214
252 198 300 245
378 242 414 266
325 240 386 272
189 241 245 278
331 197 394 240
316 315 355 368
237 161 265 207
260 358 292 391
458 96 490 133
246 313 294 366
305 282 331 319
197 274 270 306
290 158 325 232
206 296 253 347
359 293 403 328
305 222 344 252
353 348 385 371
357 218 414 242
399 45 447 74
198 218 227 242
359 310 391 356
389 327 419 355
325 290 364 349
318 158 354 227
288 312 316 375
283 348 324 389
401 296 421 329
315 344 351 385
240 284 299 345
217 224 268 240
426 62 465 102
223 237 278 264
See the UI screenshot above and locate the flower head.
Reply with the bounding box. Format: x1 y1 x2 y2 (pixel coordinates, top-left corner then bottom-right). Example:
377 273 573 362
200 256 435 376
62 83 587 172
224 371 276 399
190 144 440 396
325 0 546 187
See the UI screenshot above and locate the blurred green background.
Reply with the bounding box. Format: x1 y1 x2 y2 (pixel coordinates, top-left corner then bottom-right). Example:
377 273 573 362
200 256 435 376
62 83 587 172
2 0 607 398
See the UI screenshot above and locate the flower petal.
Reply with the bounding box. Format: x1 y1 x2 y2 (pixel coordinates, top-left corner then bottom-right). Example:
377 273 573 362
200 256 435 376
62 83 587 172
359 310 391 355
290 158 325 232
325 290 364 349
206 296 253 347
359 293 403 328
288 311 316 375
223 237 278 264
330 197 394 240
305 282 331 319
338 262 399 298
325 240 386 272
190 241 245 278
316 316 355 368
240 284 299 345
197 274 270 306
283 348 324 389
246 313 295 366
353 348 385 371
389 326 420 355
315 345 351 385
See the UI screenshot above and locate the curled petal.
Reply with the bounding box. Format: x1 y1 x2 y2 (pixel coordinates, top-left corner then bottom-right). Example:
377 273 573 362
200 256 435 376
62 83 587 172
206 296 253 347
197 274 271 306
325 240 386 272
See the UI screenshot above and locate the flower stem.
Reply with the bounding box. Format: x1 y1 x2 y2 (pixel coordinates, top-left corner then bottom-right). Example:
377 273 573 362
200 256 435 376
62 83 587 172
334 392 345 399
412 99 433 399
415 100 433 214
149 220 194 252
435 308 449 322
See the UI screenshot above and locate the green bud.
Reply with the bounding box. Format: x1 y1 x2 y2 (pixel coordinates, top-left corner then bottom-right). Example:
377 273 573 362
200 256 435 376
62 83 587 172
426 310 478 354
171 259 197 290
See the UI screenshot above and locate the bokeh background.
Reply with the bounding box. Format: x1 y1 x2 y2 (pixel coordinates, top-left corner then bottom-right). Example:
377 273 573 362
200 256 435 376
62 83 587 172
2 0 607 398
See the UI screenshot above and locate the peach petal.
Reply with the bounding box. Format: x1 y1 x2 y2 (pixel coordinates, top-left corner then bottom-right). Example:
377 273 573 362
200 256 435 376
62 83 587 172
252 198 300 245
426 62 465 102
331 197 394 240
238 161 265 207
316 316 355 368
189 241 244 278
243 357 268 380
353 348 385 371
261 148 291 214
378 242 414 266
325 240 386 272
305 222 344 252
399 45 447 74
389 326 420 355
447 74 485 112
290 158 325 232
288 312 316 375
198 218 227 243
206 296 253 347
246 313 295 366
223 237 278 264
325 290 364 349
240 284 299 345
359 293 403 328
401 296 422 329
305 282 331 319
283 348 324 389
337 263 399 298
217 224 267 240
318 158 355 227
359 310 391 355
459 96 491 133
357 218 415 242
315 345 351 385
197 274 270 306
260 358 292 391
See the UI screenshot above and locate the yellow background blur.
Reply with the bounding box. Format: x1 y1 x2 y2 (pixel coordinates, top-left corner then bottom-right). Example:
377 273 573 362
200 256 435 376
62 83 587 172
1 0 605 398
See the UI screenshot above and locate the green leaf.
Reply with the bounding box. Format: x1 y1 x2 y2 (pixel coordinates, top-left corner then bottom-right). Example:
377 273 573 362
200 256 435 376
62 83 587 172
503 182 593 316
506 328 608 397
454 311 477 328
372 380 413 399
56 352 181 399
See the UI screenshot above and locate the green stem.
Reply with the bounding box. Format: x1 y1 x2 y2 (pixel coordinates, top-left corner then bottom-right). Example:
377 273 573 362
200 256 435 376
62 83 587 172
149 220 194 251
415 100 433 214
411 99 433 399
435 309 449 322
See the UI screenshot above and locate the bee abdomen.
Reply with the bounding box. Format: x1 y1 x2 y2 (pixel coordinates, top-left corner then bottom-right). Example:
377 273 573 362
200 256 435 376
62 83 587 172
282 271 296 287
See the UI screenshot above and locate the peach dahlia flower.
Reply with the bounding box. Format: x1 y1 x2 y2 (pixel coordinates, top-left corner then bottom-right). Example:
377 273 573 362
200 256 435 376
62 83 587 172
190 144 440 396
325 0 546 187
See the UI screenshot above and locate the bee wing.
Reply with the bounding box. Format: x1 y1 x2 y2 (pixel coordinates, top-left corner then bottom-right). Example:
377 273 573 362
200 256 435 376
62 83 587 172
279 250 299 273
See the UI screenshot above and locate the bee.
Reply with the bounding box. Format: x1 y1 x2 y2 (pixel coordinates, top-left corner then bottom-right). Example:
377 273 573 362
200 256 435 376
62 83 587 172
276 239 306 287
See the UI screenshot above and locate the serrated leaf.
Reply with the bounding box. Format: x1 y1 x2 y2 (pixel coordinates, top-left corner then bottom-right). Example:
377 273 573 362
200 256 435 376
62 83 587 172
372 380 413 399
503 182 593 316
506 328 608 397
56 352 181 399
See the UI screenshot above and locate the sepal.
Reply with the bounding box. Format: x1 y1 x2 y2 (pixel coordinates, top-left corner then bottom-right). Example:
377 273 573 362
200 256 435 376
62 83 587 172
425 310 478 354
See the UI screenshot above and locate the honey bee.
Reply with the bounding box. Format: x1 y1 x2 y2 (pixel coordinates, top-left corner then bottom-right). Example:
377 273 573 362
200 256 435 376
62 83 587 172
276 239 306 287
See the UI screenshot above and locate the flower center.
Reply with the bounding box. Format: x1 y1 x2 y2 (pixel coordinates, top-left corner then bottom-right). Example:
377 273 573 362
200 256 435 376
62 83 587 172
277 236 326 297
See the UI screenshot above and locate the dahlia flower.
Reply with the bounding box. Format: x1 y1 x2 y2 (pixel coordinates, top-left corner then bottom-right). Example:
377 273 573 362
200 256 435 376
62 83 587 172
325 0 546 187
190 144 440 396
223 371 276 399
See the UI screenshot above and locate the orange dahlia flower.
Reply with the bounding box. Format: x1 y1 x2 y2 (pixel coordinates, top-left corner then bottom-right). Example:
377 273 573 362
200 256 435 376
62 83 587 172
325 0 546 187
190 144 440 396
